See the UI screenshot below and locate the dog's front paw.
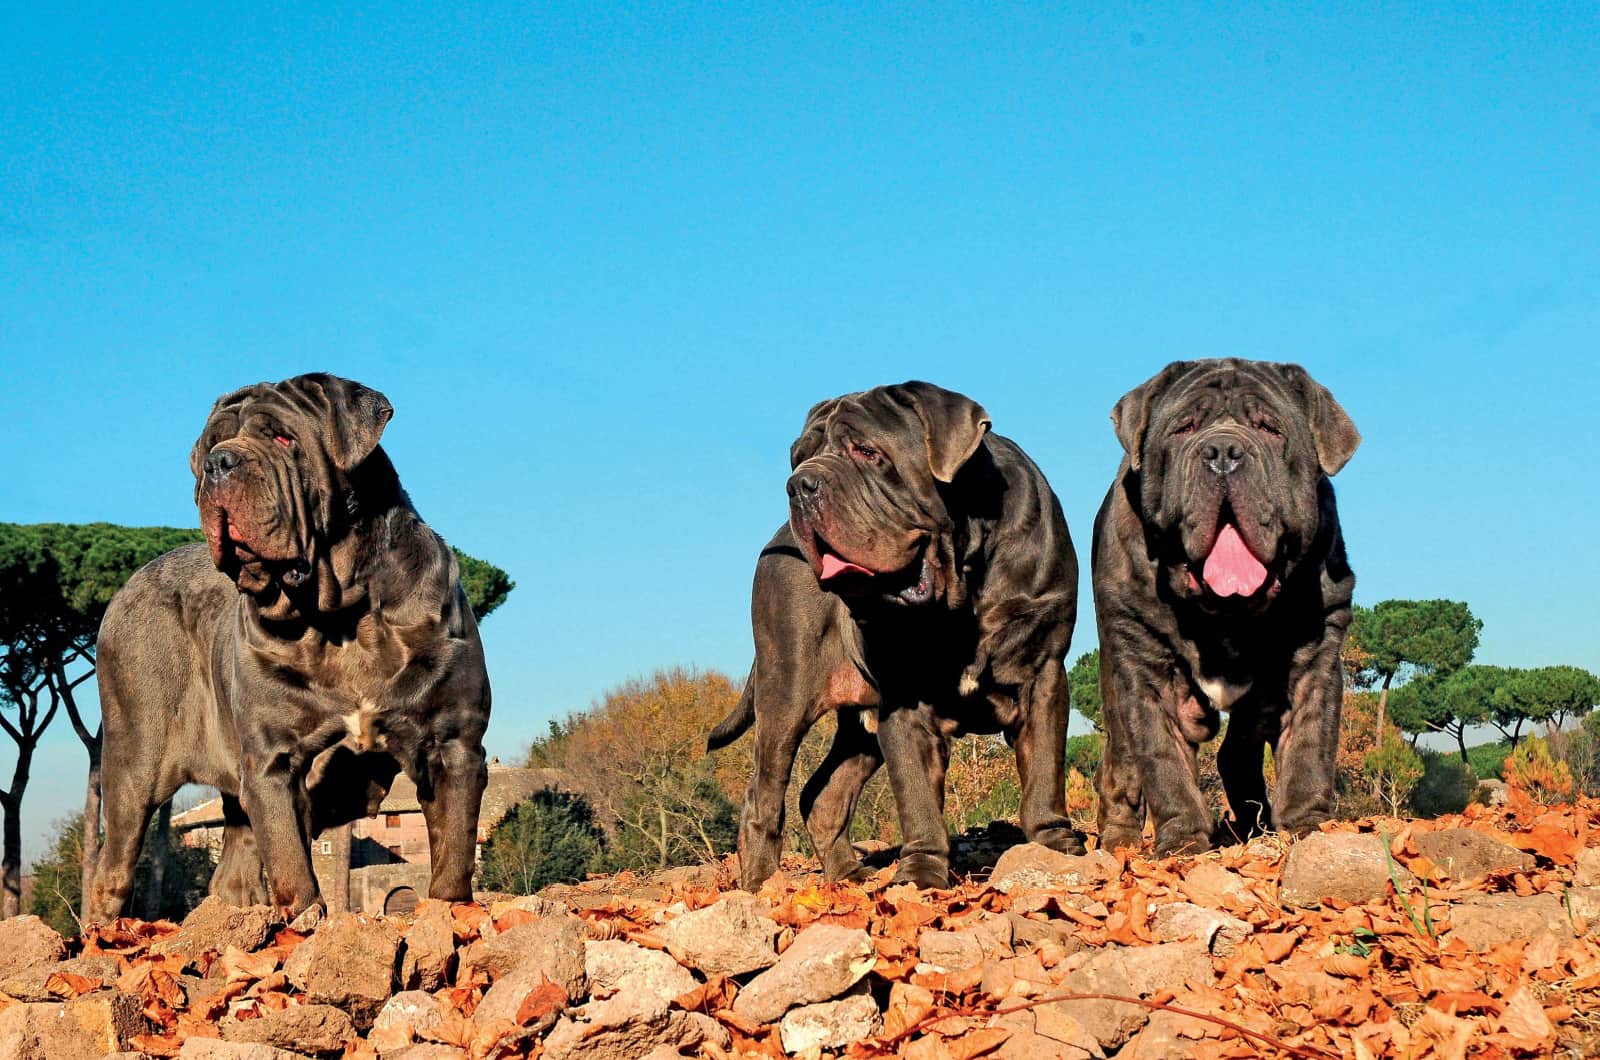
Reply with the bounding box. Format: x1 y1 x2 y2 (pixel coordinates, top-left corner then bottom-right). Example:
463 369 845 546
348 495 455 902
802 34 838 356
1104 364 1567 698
891 853 951 889
1030 826 1088 857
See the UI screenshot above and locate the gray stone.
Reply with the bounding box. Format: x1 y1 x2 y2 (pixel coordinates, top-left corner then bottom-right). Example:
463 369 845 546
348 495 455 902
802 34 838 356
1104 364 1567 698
731 923 876 1023
1 954 120 1001
1038 941 1212 1050
0 916 67 979
1415 828 1534 881
543 996 729 1060
400 901 456 991
918 914 1013 970
1280 832 1416 908
1574 845 1600 888
1179 862 1255 909
474 960 570 1031
0 991 145 1059
221 1003 356 1053
989 845 1119 894
178 1040 310 1060
1152 902 1250 956
1447 894 1575 951
659 894 780 977
152 898 280 961
459 914 588 999
778 991 881 1054
369 990 447 1050
300 913 404 1029
585 940 697 1008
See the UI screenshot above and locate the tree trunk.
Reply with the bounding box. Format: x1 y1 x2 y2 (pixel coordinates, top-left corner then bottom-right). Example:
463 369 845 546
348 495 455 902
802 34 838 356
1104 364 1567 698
143 802 172 921
1510 718 1524 748
1457 727 1470 764
2 743 34 918
1371 672 1394 796
657 805 669 870
79 733 102 919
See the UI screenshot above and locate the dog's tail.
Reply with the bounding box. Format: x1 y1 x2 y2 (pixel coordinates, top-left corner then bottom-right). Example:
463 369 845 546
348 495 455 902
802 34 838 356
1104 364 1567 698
706 668 756 751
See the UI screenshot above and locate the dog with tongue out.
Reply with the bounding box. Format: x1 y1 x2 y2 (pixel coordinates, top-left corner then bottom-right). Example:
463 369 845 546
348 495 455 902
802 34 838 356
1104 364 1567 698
1091 359 1361 857
708 381 1082 891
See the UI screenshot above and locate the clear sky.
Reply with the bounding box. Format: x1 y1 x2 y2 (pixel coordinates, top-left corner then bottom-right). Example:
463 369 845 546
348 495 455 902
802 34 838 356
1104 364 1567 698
3 4 1598 861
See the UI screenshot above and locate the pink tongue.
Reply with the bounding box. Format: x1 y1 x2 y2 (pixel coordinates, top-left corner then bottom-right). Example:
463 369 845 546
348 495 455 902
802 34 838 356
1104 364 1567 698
1203 524 1268 597
820 553 874 580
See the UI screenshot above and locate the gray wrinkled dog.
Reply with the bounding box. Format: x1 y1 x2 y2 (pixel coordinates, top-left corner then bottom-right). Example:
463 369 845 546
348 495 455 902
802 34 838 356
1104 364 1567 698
1093 359 1359 856
89 373 490 919
709 382 1081 890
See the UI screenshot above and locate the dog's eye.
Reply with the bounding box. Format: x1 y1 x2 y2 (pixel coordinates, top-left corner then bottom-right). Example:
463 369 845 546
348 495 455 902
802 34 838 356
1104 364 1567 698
850 442 880 463
1171 421 1197 436
1254 419 1281 437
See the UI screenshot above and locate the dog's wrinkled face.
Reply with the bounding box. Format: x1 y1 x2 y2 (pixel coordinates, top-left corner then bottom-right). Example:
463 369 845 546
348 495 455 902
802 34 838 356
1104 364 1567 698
786 381 989 606
190 373 392 594
1112 359 1358 612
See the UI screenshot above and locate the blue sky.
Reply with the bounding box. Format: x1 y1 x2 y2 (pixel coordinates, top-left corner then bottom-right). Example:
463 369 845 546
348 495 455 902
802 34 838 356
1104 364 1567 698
3 4 1598 860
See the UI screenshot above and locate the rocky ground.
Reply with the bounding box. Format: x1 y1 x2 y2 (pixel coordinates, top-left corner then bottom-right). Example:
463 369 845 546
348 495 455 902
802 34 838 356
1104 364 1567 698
4 794 1600 1059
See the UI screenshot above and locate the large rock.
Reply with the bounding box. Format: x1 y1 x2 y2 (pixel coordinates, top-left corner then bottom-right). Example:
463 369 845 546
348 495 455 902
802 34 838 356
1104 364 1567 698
1153 902 1250 956
778 991 881 1054
584 940 697 1007
370 990 447 1052
990 845 1119 894
474 961 571 1031
543 995 728 1060
178 1040 311 1059
1037 941 1212 1051
300 913 404 1028
992 1005 1102 1059
459 914 588 999
658 894 779 977
1 953 120 1001
0 916 66 978
0 990 145 1059
1573 845 1600 887
1416 828 1534 881
221 1003 357 1053
1279 832 1416 908
400 901 456 991
1447 894 1575 952
918 914 1014 971
152 898 280 960
732 923 876 1023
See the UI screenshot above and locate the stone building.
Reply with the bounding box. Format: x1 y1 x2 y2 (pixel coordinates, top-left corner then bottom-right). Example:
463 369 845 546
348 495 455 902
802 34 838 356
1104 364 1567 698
171 763 565 915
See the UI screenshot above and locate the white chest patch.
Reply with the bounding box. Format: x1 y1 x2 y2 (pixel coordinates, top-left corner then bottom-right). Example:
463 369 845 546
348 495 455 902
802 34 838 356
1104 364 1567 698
1194 674 1252 712
343 699 386 751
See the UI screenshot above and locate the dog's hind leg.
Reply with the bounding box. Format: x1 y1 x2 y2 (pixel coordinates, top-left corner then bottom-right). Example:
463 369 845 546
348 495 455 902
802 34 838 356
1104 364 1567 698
800 708 883 882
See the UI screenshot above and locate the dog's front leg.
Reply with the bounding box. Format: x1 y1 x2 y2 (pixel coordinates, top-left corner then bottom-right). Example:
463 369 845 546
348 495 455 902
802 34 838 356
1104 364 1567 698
419 735 488 901
1012 660 1085 856
877 702 952 888
238 743 321 914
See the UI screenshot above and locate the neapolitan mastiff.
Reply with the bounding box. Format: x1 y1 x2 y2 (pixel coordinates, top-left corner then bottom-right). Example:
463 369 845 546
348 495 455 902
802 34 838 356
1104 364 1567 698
88 373 490 920
708 382 1081 889
1093 359 1359 855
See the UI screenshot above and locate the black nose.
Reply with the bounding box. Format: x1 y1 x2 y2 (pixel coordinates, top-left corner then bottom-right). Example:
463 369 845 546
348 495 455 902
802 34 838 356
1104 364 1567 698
204 448 242 477
787 472 822 500
1201 441 1245 476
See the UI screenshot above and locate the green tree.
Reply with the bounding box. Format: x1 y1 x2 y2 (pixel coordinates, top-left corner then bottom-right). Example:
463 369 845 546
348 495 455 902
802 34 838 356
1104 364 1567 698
1361 731 1424 815
1390 664 1502 763
477 790 605 894
1347 600 1481 750
1068 649 1102 731
1506 666 1600 738
605 758 739 872
0 522 513 919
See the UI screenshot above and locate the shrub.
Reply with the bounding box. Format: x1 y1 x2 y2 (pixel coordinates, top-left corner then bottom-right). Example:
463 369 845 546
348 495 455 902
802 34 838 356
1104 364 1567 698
478 789 605 894
1410 752 1479 817
1503 736 1575 806
1361 732 1424 815
1065 733 1103 778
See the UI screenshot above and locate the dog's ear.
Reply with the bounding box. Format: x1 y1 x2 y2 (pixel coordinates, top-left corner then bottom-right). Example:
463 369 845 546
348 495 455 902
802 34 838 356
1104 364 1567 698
1274 363 1360 475
790 396 843 469
300 374 395 472
891 381 992 483
1110 362 1193 471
